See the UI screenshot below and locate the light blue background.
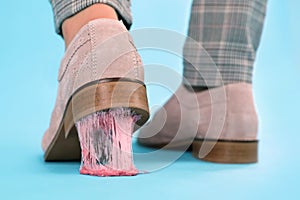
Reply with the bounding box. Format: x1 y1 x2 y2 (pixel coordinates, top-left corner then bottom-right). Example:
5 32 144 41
0 0 299 199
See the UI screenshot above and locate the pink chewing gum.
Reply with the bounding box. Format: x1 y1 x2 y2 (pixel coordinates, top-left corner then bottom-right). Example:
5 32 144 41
75 108 139 176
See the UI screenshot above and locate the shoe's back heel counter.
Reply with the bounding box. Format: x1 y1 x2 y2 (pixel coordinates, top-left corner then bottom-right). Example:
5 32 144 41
222 83 258 141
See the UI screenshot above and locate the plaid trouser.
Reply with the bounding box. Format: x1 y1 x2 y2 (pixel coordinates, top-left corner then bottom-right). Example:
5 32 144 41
183 0 267 86
50 0 267 86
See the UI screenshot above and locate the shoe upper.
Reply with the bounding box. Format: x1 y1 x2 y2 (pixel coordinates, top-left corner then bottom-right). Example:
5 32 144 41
138 83 259 148
42 19 144 151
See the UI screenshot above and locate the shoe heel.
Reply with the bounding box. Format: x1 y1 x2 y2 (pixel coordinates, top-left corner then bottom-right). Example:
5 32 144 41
44 78 149 165
192 139 258 163
69 78 149 133
72 79 148 176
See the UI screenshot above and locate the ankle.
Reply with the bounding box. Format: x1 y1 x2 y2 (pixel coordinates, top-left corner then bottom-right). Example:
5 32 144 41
62 4 118 48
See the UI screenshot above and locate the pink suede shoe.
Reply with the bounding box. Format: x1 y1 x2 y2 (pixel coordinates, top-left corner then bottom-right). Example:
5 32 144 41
138 83 258 163
42 19 149 174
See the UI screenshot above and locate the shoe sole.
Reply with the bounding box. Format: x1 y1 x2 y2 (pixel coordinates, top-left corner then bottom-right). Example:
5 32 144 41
44 78 149 161
192 139 258 163
138 139 257 163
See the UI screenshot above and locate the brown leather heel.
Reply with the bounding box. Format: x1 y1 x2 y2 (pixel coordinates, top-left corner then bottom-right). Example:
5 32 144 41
44 78 149 161
192 139 258 164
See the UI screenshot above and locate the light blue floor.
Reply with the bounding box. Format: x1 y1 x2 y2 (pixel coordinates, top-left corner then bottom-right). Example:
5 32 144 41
1 0 300 199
